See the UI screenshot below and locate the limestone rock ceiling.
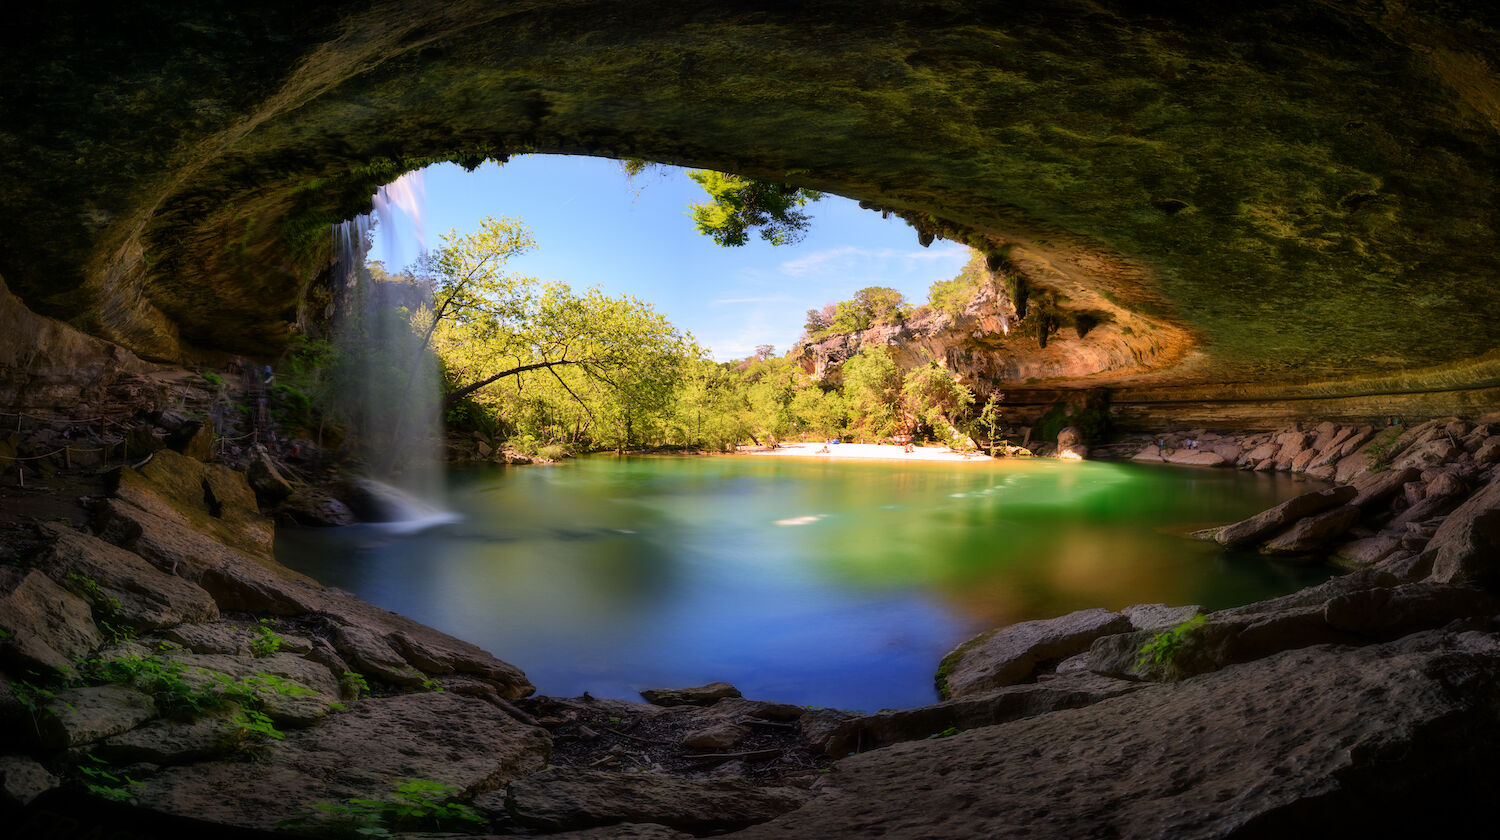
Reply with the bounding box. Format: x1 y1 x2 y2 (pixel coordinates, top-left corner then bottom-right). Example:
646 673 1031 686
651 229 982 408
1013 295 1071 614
2 1 1498 395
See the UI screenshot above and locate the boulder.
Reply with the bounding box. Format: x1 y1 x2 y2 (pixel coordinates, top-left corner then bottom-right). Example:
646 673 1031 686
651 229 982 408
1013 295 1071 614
505 769 808 834
1244 442 1278 462
939 608 1131 698
681 722 749 750
1056 426 1083 448
0 566 103 674
96 709 241 765
1427 472 1500 588
640 682 742 707
1122 603 1203 632
333 625 425 687
123 424 164 459
726 633 1500 840
135 691 551 830
1260 505 1361 555
245 445 294 505
1214 485 1357 548
276 486 357 527
1131 444 1165 463
107 449 273 559
1164 450 1227 467
38 524 219 632
165 420 213 461
156 621 254 656
1475 437 1500 465
1394 439 1460 472
1289 448 1318 473
36 685 156 749
0 755 59 807
1332 534 1403 568
1349 466 1421 508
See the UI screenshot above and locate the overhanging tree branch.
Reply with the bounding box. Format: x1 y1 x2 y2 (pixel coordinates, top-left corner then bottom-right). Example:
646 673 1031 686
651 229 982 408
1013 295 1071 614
443 358 608 407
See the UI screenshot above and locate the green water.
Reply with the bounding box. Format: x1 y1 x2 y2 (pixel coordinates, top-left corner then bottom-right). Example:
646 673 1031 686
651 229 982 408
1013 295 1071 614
276 455 1328 710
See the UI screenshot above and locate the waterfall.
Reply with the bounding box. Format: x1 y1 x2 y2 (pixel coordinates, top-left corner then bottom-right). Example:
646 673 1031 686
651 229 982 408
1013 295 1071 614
331 171 455 531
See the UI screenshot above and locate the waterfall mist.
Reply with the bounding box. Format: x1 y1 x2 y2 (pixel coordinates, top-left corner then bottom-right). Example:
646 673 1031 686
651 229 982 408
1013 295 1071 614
331 172 452 523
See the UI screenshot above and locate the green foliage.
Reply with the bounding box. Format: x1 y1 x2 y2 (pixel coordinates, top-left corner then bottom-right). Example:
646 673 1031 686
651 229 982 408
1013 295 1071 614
70 651 319 750
927 250 988 318
900 361 974 445
423 216 695 456
250 619 284 658
341 671 371 700
67 573 131 641
284 778 486 838
76 754 144 803
1362 426 1402 473
686 170 822 246
201 371 225 388
803 287 912 342
927 726 961 739
976 395 1005 455
1137 614 1207 678
841 348 903 441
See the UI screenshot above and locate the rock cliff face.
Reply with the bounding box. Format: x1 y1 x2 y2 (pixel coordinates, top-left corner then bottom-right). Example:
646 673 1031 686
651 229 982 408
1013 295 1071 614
796 262 1185 391
4 1 1500 418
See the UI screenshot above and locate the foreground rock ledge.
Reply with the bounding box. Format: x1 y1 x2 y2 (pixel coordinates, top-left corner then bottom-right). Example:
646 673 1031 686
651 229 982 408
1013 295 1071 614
724 630 1500 839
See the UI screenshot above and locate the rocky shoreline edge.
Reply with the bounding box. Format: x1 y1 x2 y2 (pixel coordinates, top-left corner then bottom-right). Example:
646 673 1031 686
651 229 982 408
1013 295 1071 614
3 416 1500 838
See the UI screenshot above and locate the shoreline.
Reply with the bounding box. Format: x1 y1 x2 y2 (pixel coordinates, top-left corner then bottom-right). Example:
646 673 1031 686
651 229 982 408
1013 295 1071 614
736 441 994 463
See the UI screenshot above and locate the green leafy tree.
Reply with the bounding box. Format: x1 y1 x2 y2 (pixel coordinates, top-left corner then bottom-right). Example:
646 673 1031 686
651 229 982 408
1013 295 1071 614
687 170 822 246
927 250 987 318
790 385 847 440
901 361 975 446
841 348 903 441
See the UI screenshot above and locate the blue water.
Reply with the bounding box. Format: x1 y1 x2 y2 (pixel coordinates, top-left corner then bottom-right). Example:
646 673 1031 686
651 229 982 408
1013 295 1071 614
276 455 1327 710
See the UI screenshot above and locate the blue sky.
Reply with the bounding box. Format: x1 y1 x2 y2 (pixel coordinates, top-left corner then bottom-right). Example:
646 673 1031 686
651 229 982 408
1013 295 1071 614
370 155 970 360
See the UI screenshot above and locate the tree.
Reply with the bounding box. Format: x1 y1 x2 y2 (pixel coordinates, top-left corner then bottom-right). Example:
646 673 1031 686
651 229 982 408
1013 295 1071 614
841 348 903 441
854 287 910 325
686 170 822 246
901 361 975 446
417 216 694 452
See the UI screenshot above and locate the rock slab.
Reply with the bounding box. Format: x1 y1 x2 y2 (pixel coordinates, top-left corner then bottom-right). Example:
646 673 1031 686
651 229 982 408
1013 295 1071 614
939 608 1131 698
506 769 808 833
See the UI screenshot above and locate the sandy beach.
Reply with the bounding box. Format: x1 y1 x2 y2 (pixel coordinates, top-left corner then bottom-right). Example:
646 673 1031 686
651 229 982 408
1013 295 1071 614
737 441 993 462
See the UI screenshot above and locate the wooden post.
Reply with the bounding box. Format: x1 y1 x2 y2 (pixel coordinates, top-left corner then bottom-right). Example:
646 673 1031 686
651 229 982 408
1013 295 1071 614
17 464 23 488
64 446 71 470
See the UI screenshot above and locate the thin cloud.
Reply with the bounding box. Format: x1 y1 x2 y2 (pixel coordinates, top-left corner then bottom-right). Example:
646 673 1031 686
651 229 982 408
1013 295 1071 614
778 243 969 276
778 246 860 276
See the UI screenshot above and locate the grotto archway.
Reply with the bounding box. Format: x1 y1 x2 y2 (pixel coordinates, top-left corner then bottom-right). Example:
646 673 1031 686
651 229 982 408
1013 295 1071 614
5 1 1500 421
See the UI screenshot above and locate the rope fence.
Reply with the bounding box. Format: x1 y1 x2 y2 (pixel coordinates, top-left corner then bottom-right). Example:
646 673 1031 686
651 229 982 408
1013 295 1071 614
0 411 266 488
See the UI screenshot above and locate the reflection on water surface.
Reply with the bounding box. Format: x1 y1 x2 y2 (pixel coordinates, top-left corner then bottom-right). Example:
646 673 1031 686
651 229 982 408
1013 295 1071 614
277 455 1328 709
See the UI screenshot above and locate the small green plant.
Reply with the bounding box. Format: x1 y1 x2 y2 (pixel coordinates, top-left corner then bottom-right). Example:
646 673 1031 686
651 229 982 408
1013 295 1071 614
1361 427 1402 473
68 573 131 641
1137 614 1208 678
282 778 485 837
927 726 960 739
340 670 370 700
202 371 225 388
250 619 284 658
418 676 444 693
76 754 143 803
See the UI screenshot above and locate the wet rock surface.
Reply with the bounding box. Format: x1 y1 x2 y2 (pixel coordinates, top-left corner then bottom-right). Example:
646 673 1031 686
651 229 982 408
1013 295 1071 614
939 608 1132 698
